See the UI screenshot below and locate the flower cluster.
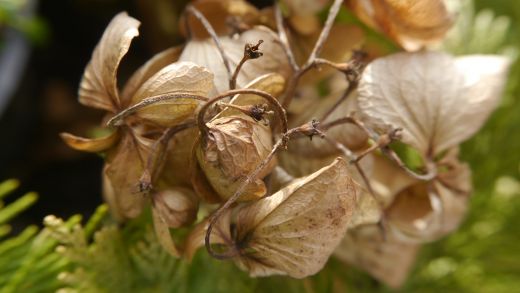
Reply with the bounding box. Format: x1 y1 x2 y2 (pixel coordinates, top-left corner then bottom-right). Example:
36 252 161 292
61 0 509 287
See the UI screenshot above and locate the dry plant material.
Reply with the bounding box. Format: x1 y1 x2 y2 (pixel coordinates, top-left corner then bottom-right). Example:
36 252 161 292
347 0 454 51
61 1 511 287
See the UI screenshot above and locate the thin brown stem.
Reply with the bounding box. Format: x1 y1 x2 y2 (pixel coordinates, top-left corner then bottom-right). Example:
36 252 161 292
230 40 264 90
303 0 343 70
107 93 207 127
281 0 344 108
320 116 437 181
197 89 288 138
205 125 307 259
205 136 286 259
186 6 233 85
139 121 197 192
274 3 299 72
319 80 358 122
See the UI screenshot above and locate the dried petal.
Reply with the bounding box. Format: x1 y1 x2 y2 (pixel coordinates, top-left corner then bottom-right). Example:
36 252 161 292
131 61 214 127
386 160 471 242
179 26 291 93
196 115 275 201
103 131 151 219
121 46 183 105
334 225 420 288
348 0 454 51
279 151 374 187
153 188 198 228
234 158 359 278
60 131 119 153
152 207 180 256
79 12 140 111
358 52 510 155
183 209 233 260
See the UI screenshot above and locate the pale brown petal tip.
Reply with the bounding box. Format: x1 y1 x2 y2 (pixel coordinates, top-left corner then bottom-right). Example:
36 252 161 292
79 12 140 112
60 131 119 153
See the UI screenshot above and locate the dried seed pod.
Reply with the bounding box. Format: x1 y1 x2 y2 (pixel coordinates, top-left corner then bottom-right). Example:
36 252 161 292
152 188 198 228
347 0 454 51
196 115 275 201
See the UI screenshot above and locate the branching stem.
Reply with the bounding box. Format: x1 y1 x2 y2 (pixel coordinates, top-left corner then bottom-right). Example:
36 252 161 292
197 89 288 138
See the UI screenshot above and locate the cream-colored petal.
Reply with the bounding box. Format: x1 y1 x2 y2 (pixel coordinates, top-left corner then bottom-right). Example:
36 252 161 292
131 61 214 127
386 158 471 242
334 225 420 288
79 12 140 111
60 131 119 153
179 26 291 93
358 51 510 155
279 150 374 188
235 158 359 278
120 46 183 106
152 188 198 229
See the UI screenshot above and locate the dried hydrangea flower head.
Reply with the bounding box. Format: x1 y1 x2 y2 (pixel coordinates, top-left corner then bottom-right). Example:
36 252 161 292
60 0 512 288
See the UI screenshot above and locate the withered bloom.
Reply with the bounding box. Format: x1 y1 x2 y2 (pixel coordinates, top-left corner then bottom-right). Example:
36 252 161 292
61 12 214 219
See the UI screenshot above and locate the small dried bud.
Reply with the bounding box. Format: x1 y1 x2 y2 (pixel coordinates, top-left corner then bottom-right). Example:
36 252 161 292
244 40 263 59
153 189 198 228
196 115 275 201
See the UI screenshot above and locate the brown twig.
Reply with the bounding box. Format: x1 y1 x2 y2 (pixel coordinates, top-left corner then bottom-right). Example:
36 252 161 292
281 0 345 108
274 3 299 72
230 40 264 89
186 6 233 86
106 93 207 127
321 116 437 181
138 121 197 193
204 124 314 259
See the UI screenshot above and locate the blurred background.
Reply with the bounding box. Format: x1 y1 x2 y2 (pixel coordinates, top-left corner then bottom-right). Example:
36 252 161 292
0 0 519 291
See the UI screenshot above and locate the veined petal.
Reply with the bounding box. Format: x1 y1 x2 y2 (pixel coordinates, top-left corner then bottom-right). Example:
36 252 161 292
179 26 291 93
121 46 183 105
358 51 510 155
79 12 140 111
235 158 359 278
131 61 214 127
